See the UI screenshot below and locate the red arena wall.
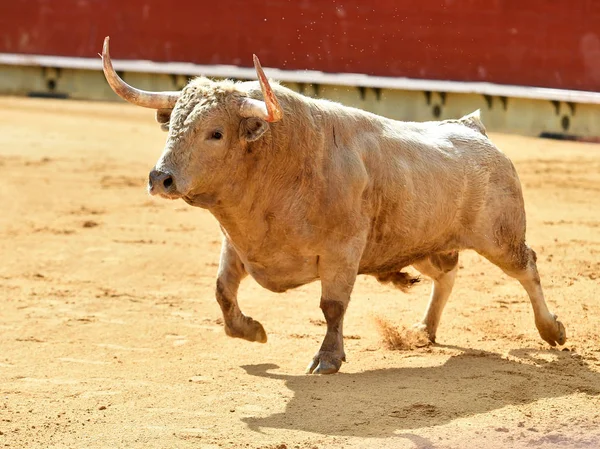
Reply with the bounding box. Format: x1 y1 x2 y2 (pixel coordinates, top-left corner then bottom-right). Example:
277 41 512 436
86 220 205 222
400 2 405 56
2 0 599 92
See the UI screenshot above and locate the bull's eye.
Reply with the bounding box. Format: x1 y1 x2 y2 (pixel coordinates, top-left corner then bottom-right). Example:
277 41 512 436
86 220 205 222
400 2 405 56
211 131 223 140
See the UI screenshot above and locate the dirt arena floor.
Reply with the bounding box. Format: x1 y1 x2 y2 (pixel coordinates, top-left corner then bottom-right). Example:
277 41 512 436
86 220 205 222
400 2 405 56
1 96 599 449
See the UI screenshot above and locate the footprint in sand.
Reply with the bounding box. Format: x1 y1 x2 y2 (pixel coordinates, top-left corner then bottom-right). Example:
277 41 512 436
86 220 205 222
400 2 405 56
96 343 152 352
165 334 188 346
58 357 110 365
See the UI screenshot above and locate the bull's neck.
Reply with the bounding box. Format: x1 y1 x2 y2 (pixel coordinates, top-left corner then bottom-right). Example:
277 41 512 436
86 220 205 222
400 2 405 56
211 164 307 252
209 94 326 251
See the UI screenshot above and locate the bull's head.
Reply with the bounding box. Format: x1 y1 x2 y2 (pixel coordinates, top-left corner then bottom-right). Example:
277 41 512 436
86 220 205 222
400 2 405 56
102 37 283 208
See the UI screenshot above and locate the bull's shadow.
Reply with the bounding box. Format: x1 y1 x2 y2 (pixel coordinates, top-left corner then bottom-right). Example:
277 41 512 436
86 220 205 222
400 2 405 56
241 348 600 438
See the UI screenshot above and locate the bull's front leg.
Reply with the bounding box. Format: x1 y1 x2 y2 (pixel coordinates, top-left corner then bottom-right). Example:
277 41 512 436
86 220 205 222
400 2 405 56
215 238 267 343
307 254 359 375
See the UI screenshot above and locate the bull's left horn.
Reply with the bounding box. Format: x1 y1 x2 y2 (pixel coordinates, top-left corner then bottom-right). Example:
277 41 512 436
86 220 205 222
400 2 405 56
240 55 283 123
102 36 180 109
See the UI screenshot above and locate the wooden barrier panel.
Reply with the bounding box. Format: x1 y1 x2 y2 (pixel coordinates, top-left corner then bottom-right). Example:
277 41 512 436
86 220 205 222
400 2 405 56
2 0 600 92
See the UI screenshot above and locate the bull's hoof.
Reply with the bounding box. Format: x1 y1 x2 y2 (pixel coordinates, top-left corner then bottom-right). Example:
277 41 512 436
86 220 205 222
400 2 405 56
306 351 345 375
413 322 436 343
537 314 566 347
224 316 267 343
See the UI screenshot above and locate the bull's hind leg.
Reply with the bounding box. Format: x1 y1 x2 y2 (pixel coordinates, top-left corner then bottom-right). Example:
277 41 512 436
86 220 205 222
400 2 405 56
481 243 566 346
215 238 267 343
412 251 459 343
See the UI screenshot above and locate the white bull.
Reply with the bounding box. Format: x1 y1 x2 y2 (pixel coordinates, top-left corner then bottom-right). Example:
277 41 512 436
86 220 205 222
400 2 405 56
102 37 566 374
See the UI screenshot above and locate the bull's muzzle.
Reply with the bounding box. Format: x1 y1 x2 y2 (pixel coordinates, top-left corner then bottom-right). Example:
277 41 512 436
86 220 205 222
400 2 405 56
148 169 176 196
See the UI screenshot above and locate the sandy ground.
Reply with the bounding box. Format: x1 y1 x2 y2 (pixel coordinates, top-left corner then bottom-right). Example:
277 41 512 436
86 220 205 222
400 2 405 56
1 97 599 449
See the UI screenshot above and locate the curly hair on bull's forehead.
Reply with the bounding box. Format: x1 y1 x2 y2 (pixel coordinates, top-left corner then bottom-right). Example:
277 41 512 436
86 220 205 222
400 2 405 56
168 78 248 136
186 77 246 101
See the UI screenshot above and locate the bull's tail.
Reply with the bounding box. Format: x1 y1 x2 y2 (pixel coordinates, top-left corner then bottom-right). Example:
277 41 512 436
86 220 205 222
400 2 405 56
458 109 487 136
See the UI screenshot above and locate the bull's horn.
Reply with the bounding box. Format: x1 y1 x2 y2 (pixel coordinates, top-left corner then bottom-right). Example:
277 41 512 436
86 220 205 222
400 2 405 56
239 97 271 120
102 36 180 109
239 55 283 122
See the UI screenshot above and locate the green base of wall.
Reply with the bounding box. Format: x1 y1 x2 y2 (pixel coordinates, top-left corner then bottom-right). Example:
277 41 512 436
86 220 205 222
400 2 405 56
1 64 598 139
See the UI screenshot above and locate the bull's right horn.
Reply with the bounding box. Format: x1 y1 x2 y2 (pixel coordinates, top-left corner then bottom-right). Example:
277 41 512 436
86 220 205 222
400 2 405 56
239 55 283 123
102 36 180 109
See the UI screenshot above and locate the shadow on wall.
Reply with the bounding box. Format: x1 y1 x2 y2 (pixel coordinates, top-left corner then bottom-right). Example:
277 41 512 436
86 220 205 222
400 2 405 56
241 347 600 438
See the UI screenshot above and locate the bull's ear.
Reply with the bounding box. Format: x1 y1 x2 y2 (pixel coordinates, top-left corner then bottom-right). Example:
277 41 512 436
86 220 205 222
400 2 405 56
239 117 269 142
156 109 172 132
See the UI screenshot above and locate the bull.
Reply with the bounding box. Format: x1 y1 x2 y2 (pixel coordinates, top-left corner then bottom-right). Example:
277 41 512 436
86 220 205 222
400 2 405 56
101 37 566 374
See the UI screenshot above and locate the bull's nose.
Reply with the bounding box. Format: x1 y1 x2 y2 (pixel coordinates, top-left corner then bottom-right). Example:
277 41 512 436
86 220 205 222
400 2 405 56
149 169 175 194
